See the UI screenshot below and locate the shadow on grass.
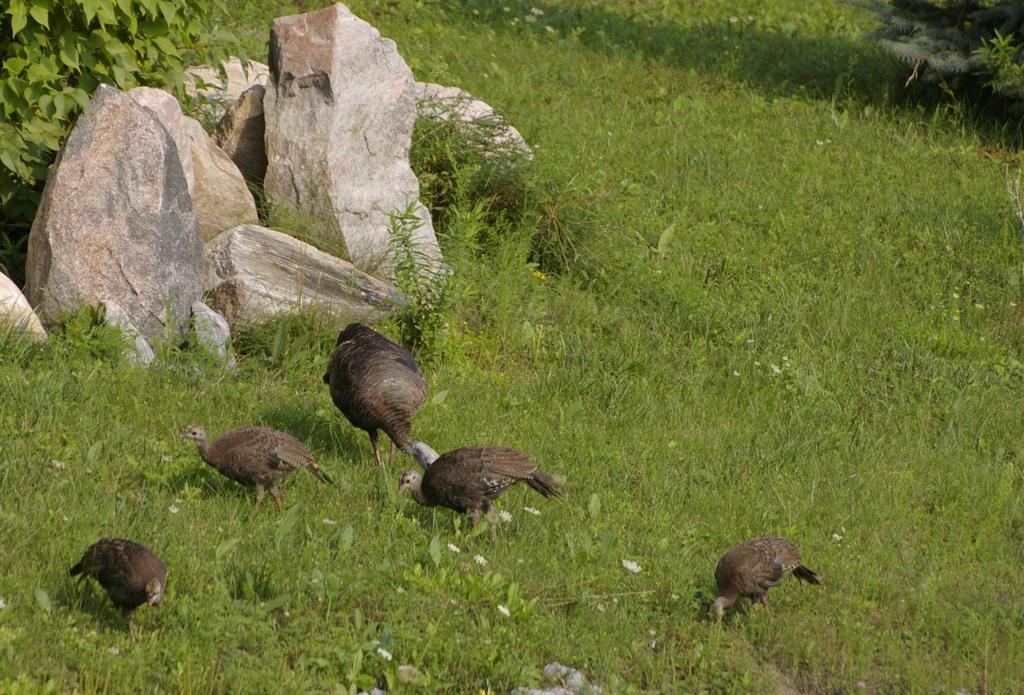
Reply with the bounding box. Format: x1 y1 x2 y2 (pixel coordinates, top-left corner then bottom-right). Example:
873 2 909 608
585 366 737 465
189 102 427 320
60 579 131 634
445 0 1024 147
257 403 368 462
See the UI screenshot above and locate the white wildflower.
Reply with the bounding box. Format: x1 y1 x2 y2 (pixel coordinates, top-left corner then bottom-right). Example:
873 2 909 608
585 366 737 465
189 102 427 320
729 16 738 24
0 598 6 609
376 647 393 661
62 515 69 522
497 604 511 617
952 292 960 299
621 559 642 574
498 510 513 523
975 303 984 310
525 15 536 23
50 460 66 470
447 543 461 554
832 532 843 542
816 140 824 146
530 7 544 15
168 505 179 514
732 370 740 376
474 554 489 567
770 364 782 375
322 518 337 525
109 646 120 655
523 507 541 516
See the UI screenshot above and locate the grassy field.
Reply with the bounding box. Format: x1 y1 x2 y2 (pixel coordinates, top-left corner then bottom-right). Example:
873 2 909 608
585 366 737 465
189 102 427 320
3 0 1024 692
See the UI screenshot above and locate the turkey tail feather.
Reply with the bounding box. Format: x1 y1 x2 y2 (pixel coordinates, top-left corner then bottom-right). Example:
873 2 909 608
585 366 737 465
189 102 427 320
526 470 563 498
793 565 820 585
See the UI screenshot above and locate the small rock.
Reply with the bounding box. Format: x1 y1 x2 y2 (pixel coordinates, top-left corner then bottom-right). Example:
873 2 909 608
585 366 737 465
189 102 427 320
190 301 234 368
511 663 601 695
102 301 155 365
26 85 201 341
0 272 46 341
212 85 267 184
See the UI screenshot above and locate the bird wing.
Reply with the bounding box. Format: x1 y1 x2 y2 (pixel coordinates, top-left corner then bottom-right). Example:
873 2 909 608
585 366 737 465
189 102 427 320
271 439 316 472
475 447 537 480
425 447 534 503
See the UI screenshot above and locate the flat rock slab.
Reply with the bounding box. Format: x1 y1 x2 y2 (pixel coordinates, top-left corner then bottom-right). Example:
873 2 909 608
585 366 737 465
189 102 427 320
25 85 201 341
204 225 403 326
0 272 46 341
263 3 441 275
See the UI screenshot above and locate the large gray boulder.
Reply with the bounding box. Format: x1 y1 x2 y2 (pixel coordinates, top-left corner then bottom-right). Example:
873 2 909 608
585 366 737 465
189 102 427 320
25 85 202 341
128 87 257 241
263 4 442 275
128 87 194 195
212 84 267 184
182 117 259 240
204 225 403 326
0 272 46 341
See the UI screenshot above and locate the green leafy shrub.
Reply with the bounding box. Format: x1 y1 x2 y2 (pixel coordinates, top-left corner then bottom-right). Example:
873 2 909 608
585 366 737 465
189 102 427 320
0 0 235 275
411 99 534 237
388 203 454 355
410 101 593 276
853 1 1024 97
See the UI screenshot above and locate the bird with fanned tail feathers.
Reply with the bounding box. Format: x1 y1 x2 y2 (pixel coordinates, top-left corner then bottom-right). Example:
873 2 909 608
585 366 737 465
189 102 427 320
181 425 331 511
69 538 167 637
400 443 563 539
710 536 820 619
323 323 427 466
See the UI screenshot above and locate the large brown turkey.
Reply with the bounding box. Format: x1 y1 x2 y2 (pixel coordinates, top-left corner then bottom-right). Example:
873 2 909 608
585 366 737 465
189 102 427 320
323 323 427 466
400 443 562 538
181 425 331 511
69 538 167 636
710 536 819 619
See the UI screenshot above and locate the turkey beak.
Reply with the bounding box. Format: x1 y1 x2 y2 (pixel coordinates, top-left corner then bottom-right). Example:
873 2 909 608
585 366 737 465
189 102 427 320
147 594 160 607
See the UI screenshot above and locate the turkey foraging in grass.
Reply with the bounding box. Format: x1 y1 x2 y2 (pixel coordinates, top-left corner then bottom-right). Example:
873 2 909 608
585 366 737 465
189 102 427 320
323 323 427 467
181 425 331 511
710 536 820 619
69 538 167 637
400 444 563 538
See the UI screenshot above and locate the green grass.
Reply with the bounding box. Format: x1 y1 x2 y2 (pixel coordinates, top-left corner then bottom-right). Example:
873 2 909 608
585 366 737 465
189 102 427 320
3 0 1024 692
